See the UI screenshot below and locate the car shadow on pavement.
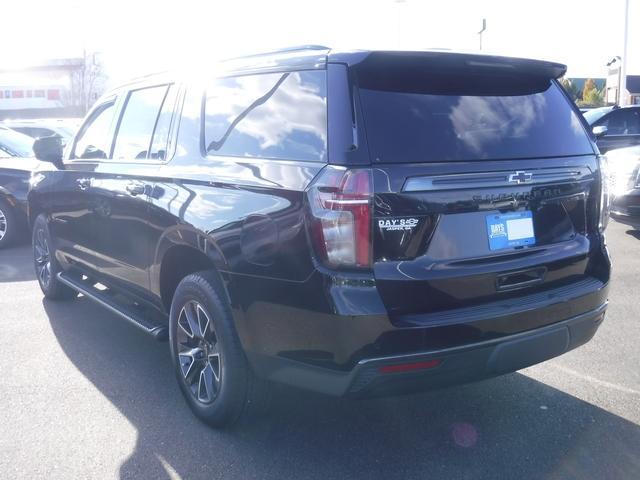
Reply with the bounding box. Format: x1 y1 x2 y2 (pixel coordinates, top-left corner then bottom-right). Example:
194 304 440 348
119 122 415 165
625 229 640 240
42 297 640 480
0 245 35 282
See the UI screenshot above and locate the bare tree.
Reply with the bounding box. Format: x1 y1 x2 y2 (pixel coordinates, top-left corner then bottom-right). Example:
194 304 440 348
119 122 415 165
64 50 107 114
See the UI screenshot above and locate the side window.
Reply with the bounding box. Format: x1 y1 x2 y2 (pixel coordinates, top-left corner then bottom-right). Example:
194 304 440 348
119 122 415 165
112 85 170 161
73 103 116 159
599 109 640 135
204 70 327 162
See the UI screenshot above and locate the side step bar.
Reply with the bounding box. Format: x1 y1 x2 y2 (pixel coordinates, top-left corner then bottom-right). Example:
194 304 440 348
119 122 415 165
57 272 168 341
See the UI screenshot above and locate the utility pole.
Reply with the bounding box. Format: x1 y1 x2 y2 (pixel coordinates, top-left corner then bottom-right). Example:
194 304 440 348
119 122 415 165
478 18 487 51
619 0 630 105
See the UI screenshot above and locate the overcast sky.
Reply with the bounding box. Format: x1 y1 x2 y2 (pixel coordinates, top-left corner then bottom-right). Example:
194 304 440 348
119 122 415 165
3 0 639 84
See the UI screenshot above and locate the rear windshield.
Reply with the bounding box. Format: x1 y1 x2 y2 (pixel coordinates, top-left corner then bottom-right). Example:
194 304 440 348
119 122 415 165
358 73 594 163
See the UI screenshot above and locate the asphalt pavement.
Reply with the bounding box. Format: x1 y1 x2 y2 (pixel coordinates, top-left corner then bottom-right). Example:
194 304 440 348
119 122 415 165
0 221 639 480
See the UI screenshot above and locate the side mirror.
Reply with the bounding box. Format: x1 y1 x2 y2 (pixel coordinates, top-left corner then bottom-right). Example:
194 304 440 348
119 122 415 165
593 126 608 138
33 135 63 166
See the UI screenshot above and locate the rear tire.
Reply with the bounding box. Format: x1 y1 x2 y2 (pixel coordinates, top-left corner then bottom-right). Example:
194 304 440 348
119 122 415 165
0 199 19 249
169 271 270 428
32 214 77 300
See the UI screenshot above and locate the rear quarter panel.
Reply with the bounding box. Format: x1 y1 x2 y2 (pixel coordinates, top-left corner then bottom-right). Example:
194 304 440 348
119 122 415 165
147 85 325 301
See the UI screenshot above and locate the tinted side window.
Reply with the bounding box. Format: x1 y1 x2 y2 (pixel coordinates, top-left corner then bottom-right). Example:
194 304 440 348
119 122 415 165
112 85 169 160
598 109 640 135
73 103 116 159
204 70 327 162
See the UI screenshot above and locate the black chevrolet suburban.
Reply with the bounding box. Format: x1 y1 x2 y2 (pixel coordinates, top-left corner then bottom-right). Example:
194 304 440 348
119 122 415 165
28 47 611 427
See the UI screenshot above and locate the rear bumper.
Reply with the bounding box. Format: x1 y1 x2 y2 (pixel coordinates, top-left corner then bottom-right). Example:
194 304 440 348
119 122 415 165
248 302 607 397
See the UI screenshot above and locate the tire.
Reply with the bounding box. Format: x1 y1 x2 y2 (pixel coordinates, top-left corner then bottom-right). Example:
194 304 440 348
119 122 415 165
32 214 77 300
169 271 270 428
0 199 19 249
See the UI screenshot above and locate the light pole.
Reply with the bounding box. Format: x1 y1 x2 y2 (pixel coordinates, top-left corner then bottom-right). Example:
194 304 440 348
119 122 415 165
619 0 630 105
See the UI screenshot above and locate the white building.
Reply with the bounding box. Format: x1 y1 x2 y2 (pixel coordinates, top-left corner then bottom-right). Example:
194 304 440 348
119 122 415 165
605 57 640 105
0 58 84 119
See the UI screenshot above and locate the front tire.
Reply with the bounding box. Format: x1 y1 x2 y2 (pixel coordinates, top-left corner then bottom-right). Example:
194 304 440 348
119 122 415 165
32 214 77 300
169 271 269 428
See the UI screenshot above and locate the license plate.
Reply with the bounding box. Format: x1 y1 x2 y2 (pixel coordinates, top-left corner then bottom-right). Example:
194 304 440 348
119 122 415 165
486 211 536 251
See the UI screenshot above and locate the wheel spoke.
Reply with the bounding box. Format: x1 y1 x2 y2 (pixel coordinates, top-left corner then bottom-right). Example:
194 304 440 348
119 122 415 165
196 304 210 339
38 262 50 286
208 353 221 383
197 363 215 403
178 302 201 338
34 245 46 264
178 347 204 382
38 264 46 284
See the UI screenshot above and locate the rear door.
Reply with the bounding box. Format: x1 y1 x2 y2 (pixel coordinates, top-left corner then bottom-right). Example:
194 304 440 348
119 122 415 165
354 62 601 319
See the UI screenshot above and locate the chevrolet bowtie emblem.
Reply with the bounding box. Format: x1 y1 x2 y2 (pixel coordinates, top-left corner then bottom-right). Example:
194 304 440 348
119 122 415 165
508 171 533 184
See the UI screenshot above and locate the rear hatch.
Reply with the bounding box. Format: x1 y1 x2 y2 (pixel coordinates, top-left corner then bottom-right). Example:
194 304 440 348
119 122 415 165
353 52 601 320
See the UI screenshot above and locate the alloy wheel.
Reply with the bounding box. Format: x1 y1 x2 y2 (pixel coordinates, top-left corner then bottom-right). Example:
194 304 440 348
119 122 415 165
34 228 52 288
176 300 222 404
0 208 6 242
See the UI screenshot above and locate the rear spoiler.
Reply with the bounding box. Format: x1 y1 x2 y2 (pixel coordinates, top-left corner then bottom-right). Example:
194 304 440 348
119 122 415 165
332 50 566 79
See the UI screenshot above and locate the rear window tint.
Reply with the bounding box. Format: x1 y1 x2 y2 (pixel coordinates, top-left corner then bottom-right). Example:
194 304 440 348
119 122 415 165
204 70 327 162
358 74 593 163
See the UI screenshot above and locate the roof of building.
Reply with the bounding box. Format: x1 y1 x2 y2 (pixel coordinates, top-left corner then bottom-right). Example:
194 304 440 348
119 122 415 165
0 58 84 74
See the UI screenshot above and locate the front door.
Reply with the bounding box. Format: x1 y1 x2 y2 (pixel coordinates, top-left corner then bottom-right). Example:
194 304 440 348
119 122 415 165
83 83 178 301
51 99 118 276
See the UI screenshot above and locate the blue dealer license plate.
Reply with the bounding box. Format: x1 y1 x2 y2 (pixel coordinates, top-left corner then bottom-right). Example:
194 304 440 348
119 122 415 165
486 211 536 251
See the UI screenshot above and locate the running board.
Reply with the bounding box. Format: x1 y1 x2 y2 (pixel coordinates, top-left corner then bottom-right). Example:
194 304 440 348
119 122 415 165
57 272 168 341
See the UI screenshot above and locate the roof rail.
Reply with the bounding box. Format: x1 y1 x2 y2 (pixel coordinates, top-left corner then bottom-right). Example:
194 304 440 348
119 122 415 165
223 45 330 62
126 70 170 83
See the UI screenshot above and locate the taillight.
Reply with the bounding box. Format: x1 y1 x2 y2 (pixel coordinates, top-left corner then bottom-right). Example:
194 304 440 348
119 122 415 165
598 155 610 232
306 167 373 269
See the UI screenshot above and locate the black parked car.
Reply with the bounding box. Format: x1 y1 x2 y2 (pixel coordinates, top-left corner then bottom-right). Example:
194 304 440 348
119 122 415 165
607 145 640 229
584 105 640 153
0 126 56 248
28 47 611 427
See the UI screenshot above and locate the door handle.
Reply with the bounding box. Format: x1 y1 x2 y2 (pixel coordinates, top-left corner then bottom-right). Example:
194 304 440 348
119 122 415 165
126 182 147 196
77 178 92 190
